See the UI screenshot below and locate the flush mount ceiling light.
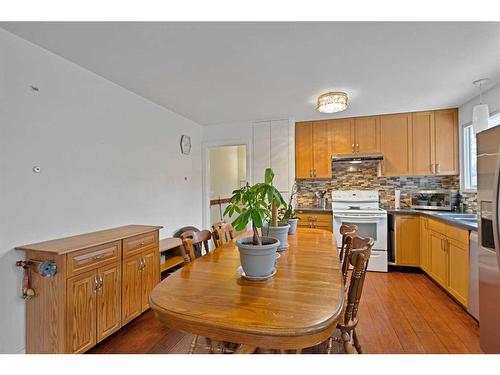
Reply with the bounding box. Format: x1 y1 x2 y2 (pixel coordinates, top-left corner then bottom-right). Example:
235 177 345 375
472 78 490 134
316 91 348 113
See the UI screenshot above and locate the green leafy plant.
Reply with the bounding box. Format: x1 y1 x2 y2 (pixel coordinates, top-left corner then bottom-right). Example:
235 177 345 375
224 168 285 246
279 183 298 224
430 194 442 202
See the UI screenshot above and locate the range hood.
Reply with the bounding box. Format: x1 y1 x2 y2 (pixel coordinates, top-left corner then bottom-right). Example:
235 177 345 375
332 152 384 163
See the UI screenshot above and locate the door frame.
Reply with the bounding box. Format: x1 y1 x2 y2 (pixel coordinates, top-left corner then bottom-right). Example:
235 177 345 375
202 139 252 229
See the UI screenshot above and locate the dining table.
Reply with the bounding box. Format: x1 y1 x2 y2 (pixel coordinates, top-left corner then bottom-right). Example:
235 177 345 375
149 227 344 353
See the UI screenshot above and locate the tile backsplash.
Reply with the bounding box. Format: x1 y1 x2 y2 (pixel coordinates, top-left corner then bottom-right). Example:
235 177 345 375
296 161 477 213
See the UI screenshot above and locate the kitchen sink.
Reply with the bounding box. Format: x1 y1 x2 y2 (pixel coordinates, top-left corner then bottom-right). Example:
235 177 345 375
434 213 477 220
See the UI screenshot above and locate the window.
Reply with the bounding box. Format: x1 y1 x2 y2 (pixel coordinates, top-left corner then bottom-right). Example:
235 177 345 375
463 124 477 190
462 112 500 191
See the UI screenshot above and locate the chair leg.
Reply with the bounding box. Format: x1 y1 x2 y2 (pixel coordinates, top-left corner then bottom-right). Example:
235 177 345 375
188 335 198 354
341 330 357 354
353 329 363 354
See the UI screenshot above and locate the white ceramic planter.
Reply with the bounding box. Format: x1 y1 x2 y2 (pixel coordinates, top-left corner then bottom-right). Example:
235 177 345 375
236 236 279 278
288 218 299 234
263 224 290 251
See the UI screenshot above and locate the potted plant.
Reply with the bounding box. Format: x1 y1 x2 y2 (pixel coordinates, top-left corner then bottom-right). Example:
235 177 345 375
279 184 299 235
262 172 290 251
415 194 429 206
224 168 285 278
430 194 442 207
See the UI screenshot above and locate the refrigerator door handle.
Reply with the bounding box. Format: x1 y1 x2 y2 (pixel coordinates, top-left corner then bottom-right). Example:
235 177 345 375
493 144 500 269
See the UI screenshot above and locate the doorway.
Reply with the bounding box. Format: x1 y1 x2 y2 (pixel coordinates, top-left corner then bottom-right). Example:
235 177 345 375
207 145 247 228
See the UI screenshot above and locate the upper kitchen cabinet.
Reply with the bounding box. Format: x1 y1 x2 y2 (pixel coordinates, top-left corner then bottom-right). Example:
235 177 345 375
411 109 458 176
328 116 380 155
329 118 354 154
353 116 380 153
380 112 412 176
434 108 458 175
312 121 332 178
412 111 435 175
295 121 314 179
295 121 332 179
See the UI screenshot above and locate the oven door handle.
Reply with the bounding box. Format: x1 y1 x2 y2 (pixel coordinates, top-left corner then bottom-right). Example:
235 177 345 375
333 214 386 221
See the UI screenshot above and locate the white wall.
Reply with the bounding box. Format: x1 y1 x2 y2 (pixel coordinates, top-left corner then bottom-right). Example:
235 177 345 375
0 29 203 353
201 119 295 228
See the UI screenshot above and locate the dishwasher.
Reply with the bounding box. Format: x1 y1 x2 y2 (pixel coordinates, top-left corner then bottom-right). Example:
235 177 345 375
468 231 479 321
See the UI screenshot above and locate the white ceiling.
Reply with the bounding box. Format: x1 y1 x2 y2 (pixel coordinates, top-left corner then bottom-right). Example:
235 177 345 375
2 22 500 125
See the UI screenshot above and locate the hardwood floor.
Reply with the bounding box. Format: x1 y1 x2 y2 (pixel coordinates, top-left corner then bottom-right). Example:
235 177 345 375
88 271 480 354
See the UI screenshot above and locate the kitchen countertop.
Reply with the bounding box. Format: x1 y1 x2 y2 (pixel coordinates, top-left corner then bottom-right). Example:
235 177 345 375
296 206 332 213
387 209 478 231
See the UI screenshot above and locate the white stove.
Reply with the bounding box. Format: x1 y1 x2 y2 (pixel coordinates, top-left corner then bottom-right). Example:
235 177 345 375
331 190 388 272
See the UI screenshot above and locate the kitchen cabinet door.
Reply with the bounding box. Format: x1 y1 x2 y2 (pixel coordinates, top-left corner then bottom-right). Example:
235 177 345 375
141 248 159 312
97 262 122 342
429 231 448 288
295 122 313 179
312 121 332 178
380 113 412 176
448 240 469 306
66 270 97 354
434 108 458 175
122 254 142 324
395 215 420 266
419 217 431 272
412 111 435 175
253 121 271 183
354 116 380 153
329 118 355 155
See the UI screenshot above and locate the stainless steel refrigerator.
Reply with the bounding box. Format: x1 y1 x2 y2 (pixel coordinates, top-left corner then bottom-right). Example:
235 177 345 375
478 124 500 353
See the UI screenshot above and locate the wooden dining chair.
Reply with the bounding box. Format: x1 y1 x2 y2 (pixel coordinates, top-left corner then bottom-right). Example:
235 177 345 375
212 222 235 248
180 229 212 261
339 224 358 261
328 235 373 354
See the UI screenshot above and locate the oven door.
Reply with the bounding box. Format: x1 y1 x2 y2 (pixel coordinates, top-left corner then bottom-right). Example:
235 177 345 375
333 214 388 251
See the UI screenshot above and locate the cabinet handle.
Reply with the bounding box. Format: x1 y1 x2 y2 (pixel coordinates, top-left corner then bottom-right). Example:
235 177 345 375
141 257 146 270
309 169 312 178
138 258 143 271
432 164 436 174
313 169 316 177
352 144 355 153
98 275 103 290
356 144 359 153
436 164 440 174
93 275 99 293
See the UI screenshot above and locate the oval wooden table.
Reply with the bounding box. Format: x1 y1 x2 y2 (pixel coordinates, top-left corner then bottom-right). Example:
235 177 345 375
149 228 344 352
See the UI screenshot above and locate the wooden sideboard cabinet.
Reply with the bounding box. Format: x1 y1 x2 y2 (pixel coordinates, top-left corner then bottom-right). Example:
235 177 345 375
16 224 162 354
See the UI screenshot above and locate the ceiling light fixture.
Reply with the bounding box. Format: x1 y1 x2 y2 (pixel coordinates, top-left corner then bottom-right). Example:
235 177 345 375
316 92 348 113
472 78 490 134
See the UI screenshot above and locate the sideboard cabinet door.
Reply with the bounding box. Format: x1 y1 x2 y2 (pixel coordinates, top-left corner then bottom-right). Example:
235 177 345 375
97 262 122 342
67 270 97 354
122 254 142 324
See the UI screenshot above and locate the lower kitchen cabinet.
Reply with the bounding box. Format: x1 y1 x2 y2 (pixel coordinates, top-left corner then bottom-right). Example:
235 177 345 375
296 211 333 232
419 217 431 272
395 215 420 266
429 230 449 288
394 215 470 307
447 239 469 306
